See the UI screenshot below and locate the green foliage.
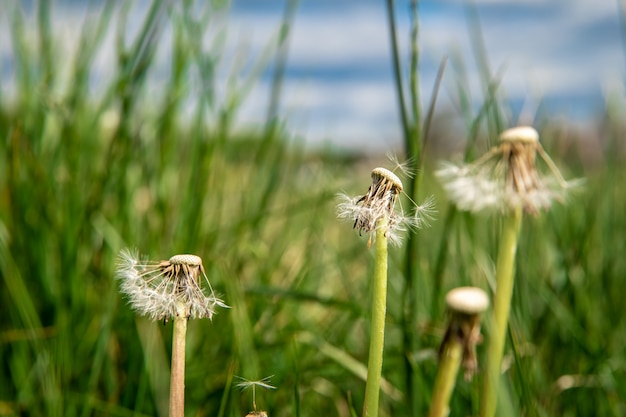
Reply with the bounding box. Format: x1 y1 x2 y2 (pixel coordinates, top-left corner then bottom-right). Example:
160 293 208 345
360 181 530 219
1 2 625 417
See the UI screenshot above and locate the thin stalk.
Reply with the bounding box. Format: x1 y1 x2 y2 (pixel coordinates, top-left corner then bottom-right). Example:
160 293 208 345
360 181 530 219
385 0 411 150
428 340 463 417
463 1 503 135
363 217 389 417
421 56 448 165
479 207 523 417
403 3 423 415
170 303 188 417
409 0 422 165
429 207 457 318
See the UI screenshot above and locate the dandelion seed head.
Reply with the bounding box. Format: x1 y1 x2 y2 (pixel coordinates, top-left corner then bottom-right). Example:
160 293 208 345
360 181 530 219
337 164 434 246
115 249 227 321
441 286 488 381
436 126 582 215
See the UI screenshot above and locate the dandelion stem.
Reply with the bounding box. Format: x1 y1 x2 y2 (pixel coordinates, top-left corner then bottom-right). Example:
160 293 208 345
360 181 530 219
480 207 522 417
170 303 188 417
429 287 488 417
363 216 389 417
428 339 463 417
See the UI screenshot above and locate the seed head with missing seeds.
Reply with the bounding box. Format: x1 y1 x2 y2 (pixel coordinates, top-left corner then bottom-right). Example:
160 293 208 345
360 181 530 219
116 249 228 321
337 167 435 246
436 126 582 215
440 287 489 380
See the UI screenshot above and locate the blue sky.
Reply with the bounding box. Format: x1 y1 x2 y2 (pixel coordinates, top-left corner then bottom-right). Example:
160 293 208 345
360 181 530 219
217 0 626 149
1 0 624 150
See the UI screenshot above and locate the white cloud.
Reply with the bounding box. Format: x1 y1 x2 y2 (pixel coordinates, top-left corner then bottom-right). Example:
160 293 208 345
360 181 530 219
0 0 622 148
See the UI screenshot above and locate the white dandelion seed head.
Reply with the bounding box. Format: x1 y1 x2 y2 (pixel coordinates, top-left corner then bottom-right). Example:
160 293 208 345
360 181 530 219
436 127 582 215
337 165 435 246
115 249 228 321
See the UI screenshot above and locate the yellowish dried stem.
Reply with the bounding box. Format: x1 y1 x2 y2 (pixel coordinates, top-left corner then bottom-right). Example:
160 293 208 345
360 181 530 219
170 302 188 417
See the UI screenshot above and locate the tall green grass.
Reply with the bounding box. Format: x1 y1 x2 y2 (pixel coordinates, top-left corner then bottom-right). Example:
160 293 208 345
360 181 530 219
1 2 625 417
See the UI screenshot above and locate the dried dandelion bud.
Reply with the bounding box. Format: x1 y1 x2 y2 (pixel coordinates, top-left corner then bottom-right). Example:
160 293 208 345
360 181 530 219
436 126 581 215
337 166 435 246
440 287 489 380
116 249 227 321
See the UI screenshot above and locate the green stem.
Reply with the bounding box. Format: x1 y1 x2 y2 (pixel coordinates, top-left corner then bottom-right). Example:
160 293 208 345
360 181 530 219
479 207 522 417
362 217 389 417
170 304 188 417
428 339 463 417
385 0 412 152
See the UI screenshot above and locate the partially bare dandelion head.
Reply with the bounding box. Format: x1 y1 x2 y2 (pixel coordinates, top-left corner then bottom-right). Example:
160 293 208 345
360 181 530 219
115 249 228 321
441 287 489 380
337 166 435 246
436 126 582 215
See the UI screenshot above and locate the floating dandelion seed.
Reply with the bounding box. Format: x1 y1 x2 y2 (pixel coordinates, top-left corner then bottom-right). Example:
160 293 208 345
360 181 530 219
337 167 435 246
236 376 276 417
116 249 228 321
386 151 416 179
436 126 582 215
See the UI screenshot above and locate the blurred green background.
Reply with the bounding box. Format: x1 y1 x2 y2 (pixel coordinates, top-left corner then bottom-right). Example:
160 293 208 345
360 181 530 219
1 1 625 416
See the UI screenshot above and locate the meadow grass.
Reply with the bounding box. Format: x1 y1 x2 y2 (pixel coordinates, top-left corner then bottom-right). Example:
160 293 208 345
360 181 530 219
1 2 626 417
